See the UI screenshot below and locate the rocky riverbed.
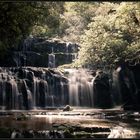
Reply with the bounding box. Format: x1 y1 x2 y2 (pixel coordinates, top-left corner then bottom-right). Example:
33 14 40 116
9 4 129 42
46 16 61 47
0 108 140 138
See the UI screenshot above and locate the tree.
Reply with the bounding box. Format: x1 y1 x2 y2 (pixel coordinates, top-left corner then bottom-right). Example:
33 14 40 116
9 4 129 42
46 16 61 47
74 2 140 69
59 2 99 43
0 2 64 63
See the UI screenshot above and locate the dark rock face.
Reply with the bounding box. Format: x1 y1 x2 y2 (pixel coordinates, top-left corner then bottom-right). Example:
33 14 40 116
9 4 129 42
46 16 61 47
93 70 113 109
63 105 72 111
0 67 69 110
0 65 139 110
112 62 140 110
126 64 140 110
4 37 79 67
119 67 136 106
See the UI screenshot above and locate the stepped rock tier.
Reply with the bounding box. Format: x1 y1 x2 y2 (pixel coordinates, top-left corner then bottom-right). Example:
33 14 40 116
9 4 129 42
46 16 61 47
6 37 79 67
0 67 96 110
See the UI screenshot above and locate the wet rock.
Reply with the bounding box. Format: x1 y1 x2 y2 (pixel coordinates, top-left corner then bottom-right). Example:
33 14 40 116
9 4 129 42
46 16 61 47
108 126 133 138
5 81 17 110
112 61 138 109
0 127 12 138
27 71 34 82
16 113 29 121
11 129 23 138
48 130 64 138
63 105 72 111
22 130 34 138
63 129 74 138
40 112 46 115
20 80 33 110
93 70 113 109
73 131 92 138
38 80 48 107
7 37 80 67
93 133 109 138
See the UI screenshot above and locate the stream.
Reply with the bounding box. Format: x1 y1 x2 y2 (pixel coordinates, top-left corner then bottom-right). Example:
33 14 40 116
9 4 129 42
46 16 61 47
0 107 140 138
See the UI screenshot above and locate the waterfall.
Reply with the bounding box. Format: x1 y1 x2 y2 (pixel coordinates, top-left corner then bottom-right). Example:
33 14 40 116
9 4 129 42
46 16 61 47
13 52 21 67
0 77 20 110
112 68 122 105
72 43 78 62
2 81 6 110
51 95 55 107
11 79 19 109
48 48 55 68
68 74 79 106
0 79 6 110
12 38 79 68
66 69 94 107
66 42 69 54
22 79 33 109
89 79 94 107
72 53 77 62
33 78 38 109
0 67 116 110
42 80 48 107
66 42 70 62
60 81 65 106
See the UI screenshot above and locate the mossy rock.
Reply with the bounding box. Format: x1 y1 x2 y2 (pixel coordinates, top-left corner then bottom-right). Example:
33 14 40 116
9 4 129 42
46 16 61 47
56 125 67 130
0 127 12 138
74 131 92 138
63 129 74 138
63 105 73 111
16 113 29 121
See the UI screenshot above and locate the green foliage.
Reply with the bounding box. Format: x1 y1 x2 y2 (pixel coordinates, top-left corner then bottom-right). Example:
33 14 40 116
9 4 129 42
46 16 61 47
0 2 64 62
31 2 64 38
75 2 140 68
0 2 139 68
60 2 99 43
0 2 64 46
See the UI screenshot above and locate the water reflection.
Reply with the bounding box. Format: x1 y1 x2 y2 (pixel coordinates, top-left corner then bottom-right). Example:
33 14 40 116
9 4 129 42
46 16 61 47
0 109 140 138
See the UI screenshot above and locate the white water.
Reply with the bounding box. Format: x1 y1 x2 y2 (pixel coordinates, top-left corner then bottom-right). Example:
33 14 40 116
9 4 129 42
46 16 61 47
11 79 20 109
48 48 55 68
0 67 113 110
65 69 94 107
108 126 139 138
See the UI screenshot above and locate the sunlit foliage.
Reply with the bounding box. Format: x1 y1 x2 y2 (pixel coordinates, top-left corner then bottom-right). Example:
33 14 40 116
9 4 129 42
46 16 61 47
74 2 140 68
0 2 64 60
60 2 99 43
0 2 139 68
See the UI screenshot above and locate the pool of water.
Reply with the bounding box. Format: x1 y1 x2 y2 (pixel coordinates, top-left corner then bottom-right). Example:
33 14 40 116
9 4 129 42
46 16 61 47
0 108 140 138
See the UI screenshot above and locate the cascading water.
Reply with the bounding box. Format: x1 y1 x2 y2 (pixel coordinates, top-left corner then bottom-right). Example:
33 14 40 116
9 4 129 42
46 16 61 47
23 79 33 109
0 66 115 110
72 53 77 62
65 69 94 107
72 44 78 62
11 79 20 109
112 67 122 105
0 76 6 110
0 72 20 110
33 78 39 109
12 37 79 68
4 67 91 109
13 52 21 67
66 42 71 62
48 48 55 68
60 81 65 106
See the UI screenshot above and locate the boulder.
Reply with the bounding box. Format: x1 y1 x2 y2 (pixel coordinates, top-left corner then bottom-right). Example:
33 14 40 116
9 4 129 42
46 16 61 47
93 70 113 109
63 105 72 111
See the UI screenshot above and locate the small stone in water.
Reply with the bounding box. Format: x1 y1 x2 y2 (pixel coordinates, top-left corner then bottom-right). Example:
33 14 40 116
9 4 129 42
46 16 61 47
63 105 72 111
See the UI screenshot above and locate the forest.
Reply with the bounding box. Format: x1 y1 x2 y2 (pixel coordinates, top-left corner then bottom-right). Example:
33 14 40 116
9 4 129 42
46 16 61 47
0 2 140 139
0 2 139 68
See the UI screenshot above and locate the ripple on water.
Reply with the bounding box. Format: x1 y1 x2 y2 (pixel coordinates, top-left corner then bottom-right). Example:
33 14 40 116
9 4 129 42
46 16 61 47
0 109 140 138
